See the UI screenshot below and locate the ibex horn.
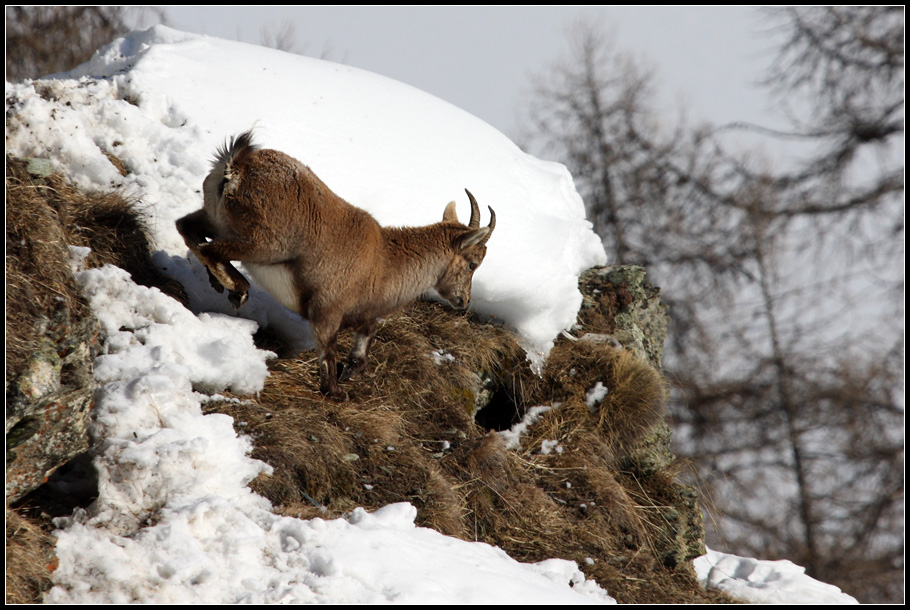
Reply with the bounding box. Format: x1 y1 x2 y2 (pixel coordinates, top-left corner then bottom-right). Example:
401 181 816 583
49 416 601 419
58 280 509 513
466 189 481 228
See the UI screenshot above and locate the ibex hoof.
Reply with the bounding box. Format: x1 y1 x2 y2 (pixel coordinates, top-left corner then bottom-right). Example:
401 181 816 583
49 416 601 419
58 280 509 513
338 359 366 383
326 389 348 402
228 290 248 310
319 383 348 401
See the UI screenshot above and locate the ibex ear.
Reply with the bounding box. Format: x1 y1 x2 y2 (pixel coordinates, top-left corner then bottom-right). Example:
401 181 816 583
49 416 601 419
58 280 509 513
443 201 459 223
457 227 491 250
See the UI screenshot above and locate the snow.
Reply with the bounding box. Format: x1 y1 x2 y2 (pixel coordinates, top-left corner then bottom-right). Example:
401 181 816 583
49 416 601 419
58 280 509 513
540 439 564 455
585 381 608 411
431 349 456 365
500 405 555 450
694 548 859 604
5 25 858 604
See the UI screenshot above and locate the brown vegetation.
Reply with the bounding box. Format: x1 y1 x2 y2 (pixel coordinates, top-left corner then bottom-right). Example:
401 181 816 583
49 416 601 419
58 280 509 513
5 509 57 604
5 154 730 603
202 299 722 603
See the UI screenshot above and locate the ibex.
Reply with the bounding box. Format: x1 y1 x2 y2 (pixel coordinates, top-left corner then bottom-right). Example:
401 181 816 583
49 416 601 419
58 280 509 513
176 130 495 399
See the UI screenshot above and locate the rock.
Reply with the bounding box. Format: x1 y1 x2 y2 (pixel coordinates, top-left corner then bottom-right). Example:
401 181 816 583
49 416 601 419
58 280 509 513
6 388 94 502
25 157 53 178
578 265 669 369
578 264 705 569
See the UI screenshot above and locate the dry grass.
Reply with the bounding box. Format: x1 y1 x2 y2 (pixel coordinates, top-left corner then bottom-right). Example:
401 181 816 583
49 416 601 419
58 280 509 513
210 301 731 603
6 158 91 390
6 153 732 603
5 509 57 604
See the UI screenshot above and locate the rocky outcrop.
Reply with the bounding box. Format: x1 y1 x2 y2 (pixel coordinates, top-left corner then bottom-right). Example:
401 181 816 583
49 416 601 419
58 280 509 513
575 264 705 566
577 265 669 369
6 156 101 503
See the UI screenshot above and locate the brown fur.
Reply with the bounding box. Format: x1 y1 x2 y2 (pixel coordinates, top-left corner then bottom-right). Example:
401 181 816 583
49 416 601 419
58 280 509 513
176 130 495 399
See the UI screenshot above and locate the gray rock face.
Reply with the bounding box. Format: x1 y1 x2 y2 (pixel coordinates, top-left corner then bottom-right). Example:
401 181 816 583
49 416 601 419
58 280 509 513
578 265 669 369
577 265 705 566
6 157 101 503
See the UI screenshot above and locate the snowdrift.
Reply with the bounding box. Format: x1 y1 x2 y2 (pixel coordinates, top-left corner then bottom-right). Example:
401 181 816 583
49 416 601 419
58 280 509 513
7 24 606 366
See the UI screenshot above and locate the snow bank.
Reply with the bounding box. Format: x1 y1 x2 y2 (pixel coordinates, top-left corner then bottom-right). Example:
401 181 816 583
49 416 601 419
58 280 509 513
6 24 606 365
694 547 859 604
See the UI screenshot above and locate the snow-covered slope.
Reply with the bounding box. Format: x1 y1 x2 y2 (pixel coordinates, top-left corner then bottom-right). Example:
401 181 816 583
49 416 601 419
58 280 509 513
5 25 858 605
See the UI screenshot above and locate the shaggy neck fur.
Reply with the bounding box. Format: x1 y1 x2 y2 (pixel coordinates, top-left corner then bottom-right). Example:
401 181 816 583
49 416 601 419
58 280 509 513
379 224 458 303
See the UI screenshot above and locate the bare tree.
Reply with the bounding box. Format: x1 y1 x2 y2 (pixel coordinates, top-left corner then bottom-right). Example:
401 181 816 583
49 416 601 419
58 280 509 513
259 20 304 55
258 19 342 61
524 9 903 603
692 9 903 601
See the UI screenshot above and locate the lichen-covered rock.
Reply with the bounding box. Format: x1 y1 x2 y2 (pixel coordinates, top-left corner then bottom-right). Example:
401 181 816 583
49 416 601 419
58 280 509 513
5 300 100 504
6 156 101 502
6 388 94 502
578 265 669 369
577 264 705 569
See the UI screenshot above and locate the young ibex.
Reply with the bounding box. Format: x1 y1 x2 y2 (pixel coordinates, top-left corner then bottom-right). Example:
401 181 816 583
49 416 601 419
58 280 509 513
176 130 495 399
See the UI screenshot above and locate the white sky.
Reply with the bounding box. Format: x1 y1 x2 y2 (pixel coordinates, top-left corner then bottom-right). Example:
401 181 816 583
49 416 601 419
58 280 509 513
152 6 783 140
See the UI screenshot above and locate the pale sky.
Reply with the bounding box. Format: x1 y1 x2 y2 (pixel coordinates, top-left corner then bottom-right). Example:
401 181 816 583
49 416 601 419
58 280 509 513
151 6 782 142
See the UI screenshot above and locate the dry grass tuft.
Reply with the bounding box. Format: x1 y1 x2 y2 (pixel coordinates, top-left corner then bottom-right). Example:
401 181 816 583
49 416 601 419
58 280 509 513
7 157 187 303
6 158 91 389
538 341 668 459
5 509 56 604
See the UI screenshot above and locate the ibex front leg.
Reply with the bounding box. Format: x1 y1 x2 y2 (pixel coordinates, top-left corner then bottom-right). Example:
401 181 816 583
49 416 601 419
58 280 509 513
176 210 251 309
339 320 378 383
311 312 345 400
